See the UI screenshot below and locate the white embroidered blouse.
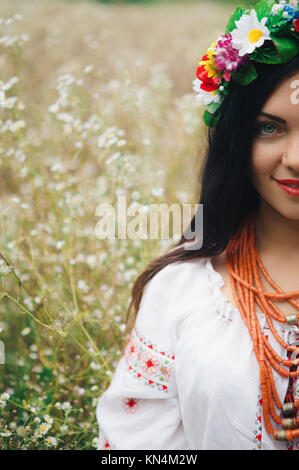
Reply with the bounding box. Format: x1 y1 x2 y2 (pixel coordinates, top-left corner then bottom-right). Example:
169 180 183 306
96 256 299 450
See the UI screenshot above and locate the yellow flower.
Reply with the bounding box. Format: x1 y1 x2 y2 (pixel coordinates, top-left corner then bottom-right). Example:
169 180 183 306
198 42 219 78
205 63 218 79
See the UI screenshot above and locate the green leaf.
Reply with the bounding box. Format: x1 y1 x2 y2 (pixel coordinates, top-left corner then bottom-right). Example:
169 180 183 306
250 42 283 64
231 62 258 85
225 6 246 34
266 15 291 36
271 36 299 62
203 109 219 128
206 100 221 114
254 0 276 21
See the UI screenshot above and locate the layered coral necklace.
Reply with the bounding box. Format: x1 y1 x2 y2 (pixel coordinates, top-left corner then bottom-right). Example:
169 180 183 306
225 211 299 442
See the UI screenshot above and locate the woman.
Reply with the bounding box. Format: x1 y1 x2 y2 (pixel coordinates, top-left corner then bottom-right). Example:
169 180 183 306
96 0 299 450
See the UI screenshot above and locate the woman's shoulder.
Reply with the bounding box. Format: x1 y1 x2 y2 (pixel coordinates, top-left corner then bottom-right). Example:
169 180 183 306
147 250 211 289
140 248 214 320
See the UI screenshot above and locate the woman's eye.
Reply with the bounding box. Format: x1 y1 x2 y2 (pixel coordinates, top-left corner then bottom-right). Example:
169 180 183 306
254 122 281 137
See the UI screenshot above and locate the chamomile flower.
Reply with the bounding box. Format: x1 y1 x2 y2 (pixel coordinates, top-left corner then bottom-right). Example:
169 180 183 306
61 401 72 413
3 96 17 109
16 425 26 436
9 119 26 132
43 414 53 424
45 436 57 446
230 9 272 56
39 422 51 435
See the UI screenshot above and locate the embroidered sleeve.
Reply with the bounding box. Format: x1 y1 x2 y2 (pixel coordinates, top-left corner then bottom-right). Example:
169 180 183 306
96 269 188 450
123 325 176 394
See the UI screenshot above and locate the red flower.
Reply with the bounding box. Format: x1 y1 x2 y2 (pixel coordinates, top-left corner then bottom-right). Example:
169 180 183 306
196 65 218 93
294 18 299 32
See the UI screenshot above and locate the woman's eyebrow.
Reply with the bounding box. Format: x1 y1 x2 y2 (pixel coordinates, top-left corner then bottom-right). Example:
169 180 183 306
258 111 286 124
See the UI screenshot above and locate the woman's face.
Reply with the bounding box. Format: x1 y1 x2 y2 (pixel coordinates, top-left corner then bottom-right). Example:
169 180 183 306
250 71 299 221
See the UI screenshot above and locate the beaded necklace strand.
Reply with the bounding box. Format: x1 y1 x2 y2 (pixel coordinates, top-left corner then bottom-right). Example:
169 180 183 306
225 211 299 442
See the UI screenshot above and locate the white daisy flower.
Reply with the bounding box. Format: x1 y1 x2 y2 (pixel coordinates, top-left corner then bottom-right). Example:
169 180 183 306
43 414 53 424
61 401 72 413
16 426 26 436
230 9 272 57
4 96 17 109
9 119 26 132
39 422 51 435
45 436 57 446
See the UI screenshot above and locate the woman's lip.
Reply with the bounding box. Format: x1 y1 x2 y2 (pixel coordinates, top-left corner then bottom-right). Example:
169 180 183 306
273 178 299 196
275 179 299 184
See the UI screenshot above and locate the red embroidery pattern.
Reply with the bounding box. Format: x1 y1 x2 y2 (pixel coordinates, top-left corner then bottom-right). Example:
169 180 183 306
253 390 262 450
122 397 140 414
124 325 175 393
104 440 111 449
97 434 113 450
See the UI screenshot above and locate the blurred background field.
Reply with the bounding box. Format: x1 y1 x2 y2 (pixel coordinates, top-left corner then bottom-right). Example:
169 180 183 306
0 0 248 449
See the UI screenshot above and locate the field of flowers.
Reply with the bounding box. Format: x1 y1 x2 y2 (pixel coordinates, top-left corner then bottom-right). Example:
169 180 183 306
0 0 232 449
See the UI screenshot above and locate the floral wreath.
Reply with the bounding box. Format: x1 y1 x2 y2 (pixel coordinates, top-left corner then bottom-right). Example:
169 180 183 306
193 0 299 127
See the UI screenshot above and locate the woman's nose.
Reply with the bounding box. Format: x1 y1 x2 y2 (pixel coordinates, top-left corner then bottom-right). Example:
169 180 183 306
282 133 299 172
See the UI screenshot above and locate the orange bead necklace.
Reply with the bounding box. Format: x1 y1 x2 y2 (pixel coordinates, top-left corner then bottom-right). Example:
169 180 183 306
225 211 299 442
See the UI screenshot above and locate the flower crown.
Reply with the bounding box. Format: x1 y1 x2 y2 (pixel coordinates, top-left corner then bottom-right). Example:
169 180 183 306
193 0 299 127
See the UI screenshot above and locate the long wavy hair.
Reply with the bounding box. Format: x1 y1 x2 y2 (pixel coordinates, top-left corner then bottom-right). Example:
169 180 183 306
125 53 299 334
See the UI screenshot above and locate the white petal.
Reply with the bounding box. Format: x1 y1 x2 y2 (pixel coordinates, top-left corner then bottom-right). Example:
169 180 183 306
250 9 258 22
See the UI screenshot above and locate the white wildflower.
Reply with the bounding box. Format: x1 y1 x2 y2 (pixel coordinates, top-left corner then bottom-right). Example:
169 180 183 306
57 73 75 86
3 77 18 91
90 361 101 371
0 431 12 437
61 401 72 413
57 112 74 123
50 161 65 173
44 414 53 424
86 255 98 269
48 103 60 113
150 187 164 197
83 64 93 74
4 96 17 109
55 240 65 249
45 436 57 446
92 437 99 448
142 137 151 146
16 426 26 436
77 279 89 293
39 422 51 435
9 119 26 132
74 386 85 396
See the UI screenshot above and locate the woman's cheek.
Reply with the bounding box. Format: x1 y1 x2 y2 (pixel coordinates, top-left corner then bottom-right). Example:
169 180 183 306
251 145 278 179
